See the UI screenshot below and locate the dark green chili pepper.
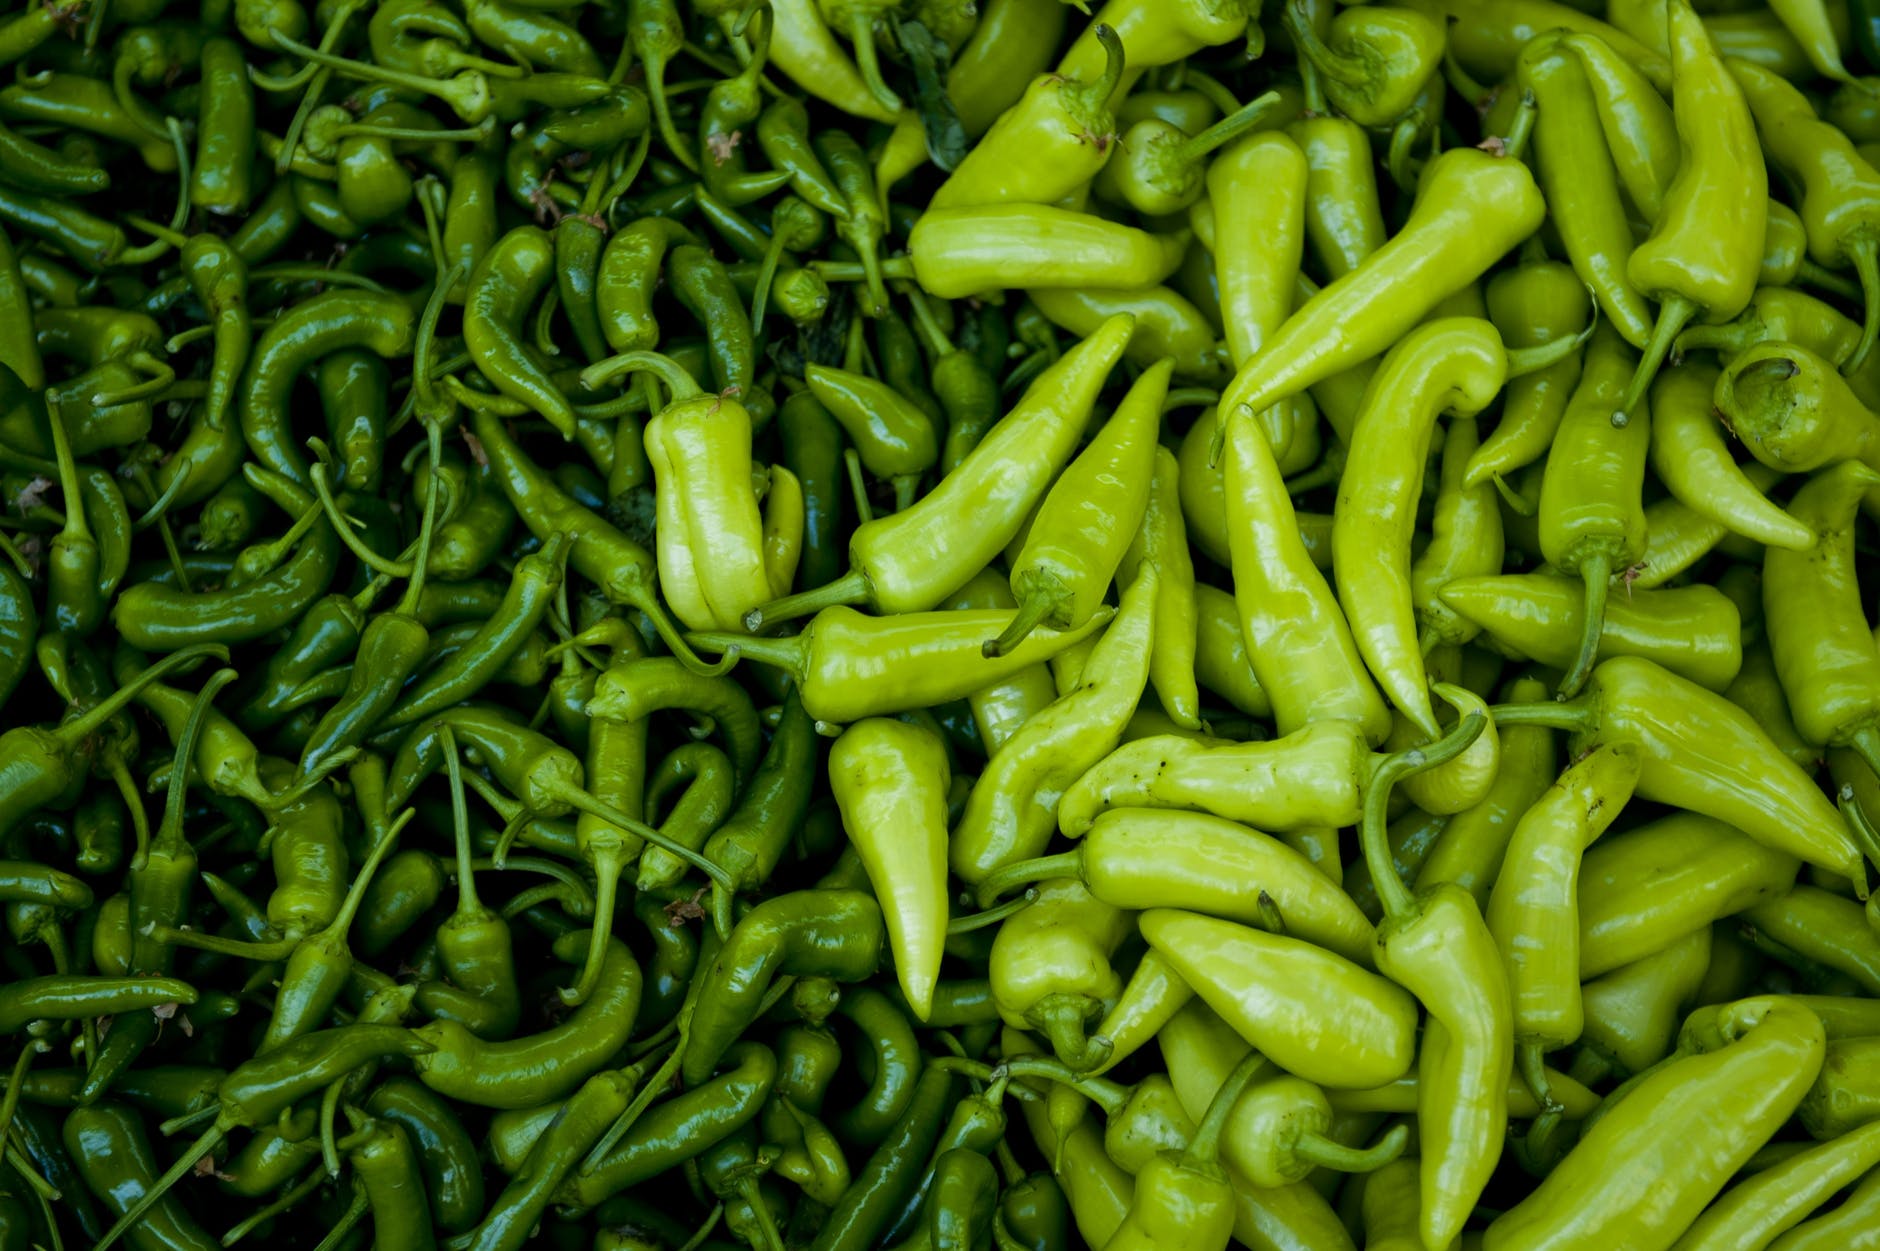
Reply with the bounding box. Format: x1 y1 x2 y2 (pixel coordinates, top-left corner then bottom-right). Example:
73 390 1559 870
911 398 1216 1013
812 1065 957 1251
756 96 850 219
703 688 818 893
599 217 698 354
834 986 923 1148
668 243 759 405
365 1076 486 1235
64 1103 218 1251
239 289 417 486
466 224 578 438
684 891 886 1086
381 531 569 731
191 37 254 215
339 1108 435 1251
561 1041 777 1210
699 10 790 207
314 350 389 495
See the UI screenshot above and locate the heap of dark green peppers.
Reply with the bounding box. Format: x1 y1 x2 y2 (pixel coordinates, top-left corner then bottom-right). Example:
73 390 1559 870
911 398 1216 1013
15 0 1880 1246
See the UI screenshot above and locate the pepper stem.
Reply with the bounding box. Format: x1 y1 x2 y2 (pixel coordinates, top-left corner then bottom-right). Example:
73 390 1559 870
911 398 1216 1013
563 847 624 1008
1505 311 1597 378
54 643 227 749
136 923 299 961
1282 2 1371 88
1501 88 1538 163
1560 551 1612 700
1517 1038 1561 1114
630 588 741 676
580 350 706 403
1845 238 1880 374
1171 90 1283 170
1361 710 1488 920
269 29 484 119
743 568 868 632
1071 24 1127 112
1027 993 1111 1073
1185 1049 1270 1168
1799 259 1862 302
844 10 902 115
1616 294 1698 426
541 780 738 940
983 586 1059 659
1296 1122 1411 1174
946 889 1037 935
1839 781 1880 888
973 851 1083 910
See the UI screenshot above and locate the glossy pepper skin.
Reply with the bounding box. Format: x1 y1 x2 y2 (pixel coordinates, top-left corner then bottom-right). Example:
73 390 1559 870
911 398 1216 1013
1223 403 1391 746
1215 143 1545 429
950 569 1157 886
931 24 1124 211
830 718 949 1020
1485 997 1825 1251
1440 574 1742 692
684 890 883 1085
1731 59 1880 372
1333 318 1512 735
990 879 1132 1071
1141 907 1417 1089
1494 657 1862 882
1764 460 1880 778
1649 359 1815 552
1488 742 1642 1098
748 313 1134 628
993 360 1167 656
1615 0 1768 424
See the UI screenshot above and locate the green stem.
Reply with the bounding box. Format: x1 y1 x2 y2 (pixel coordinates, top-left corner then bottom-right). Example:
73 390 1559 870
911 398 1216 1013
1282 4 1371 88
1616 293 1699 426
743 568 868 631
1501 88 1538 163
1517 1038 1559 1114
974 852 1082 910
1361 711 1488 919
1294 1122 1410 1173
1185 1049 1269 1167
946 890 1036 935
1171 90 1282 167
1506 313 1596 378
1560 551 1612 700
982 587 1056 659
1846 238 1880 373
582 346 706 400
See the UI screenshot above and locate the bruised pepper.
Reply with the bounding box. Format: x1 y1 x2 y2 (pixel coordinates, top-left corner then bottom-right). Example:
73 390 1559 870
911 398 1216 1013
1613 0 1767 425
989 360 1166 657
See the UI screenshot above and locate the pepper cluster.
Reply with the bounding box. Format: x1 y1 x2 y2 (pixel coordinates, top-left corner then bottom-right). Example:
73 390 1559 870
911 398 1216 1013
6 0 1880 1248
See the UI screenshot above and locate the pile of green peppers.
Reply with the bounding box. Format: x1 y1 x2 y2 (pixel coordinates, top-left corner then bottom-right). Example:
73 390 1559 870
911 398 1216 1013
9 0 1880 1247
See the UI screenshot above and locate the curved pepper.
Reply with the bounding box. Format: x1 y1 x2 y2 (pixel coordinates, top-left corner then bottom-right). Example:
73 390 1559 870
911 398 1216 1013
1440 574 1742 692
1214 142 1545 431
903 205 1188 299
1487 741 1642 1105
1141 908 1417 1089
747 314 1132 627
1614 0 1767 424
1484 996 1824 1250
